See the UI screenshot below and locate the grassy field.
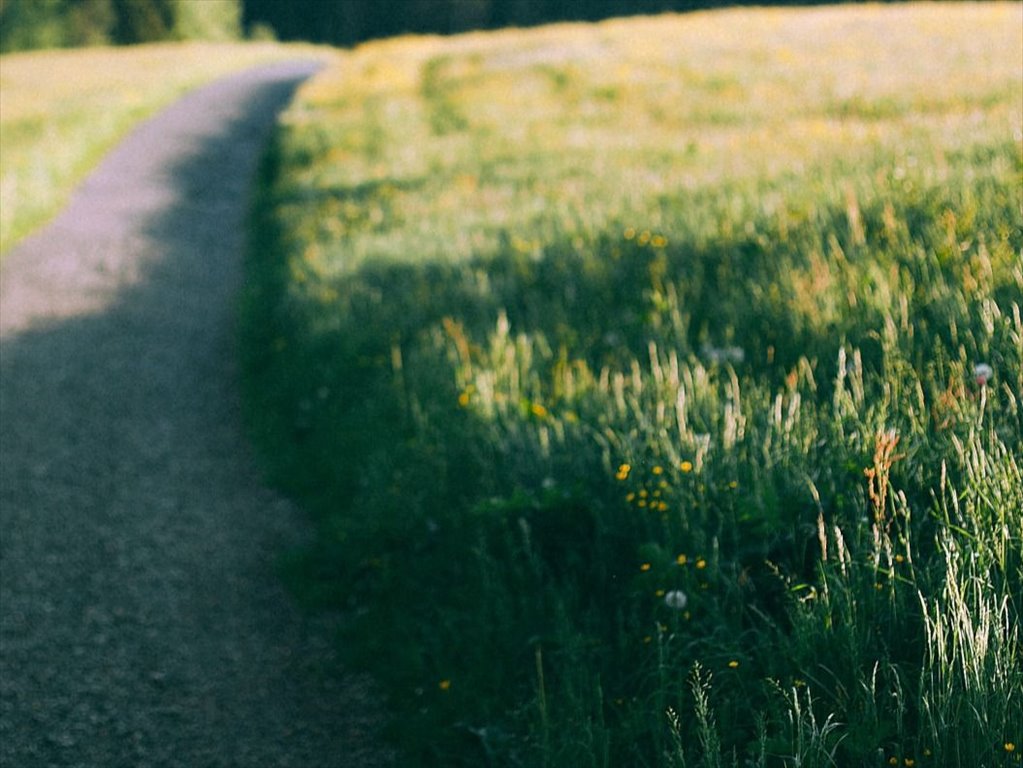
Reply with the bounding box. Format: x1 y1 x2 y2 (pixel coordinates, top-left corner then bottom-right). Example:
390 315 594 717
0 41 332 255
242 4 1022 765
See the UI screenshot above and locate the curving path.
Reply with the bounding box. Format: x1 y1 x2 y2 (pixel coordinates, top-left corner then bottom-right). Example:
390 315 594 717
0 62 392 767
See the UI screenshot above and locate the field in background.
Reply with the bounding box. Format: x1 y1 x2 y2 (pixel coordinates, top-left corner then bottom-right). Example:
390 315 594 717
0 41 332 254
243 4 1022 766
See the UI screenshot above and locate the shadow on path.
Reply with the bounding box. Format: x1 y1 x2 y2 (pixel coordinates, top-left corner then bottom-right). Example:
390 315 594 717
1 63 392 767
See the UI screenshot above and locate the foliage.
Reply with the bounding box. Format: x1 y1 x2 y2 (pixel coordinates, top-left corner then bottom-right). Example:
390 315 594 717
241 0 839 47
241 5 1023 766
0 0 241 53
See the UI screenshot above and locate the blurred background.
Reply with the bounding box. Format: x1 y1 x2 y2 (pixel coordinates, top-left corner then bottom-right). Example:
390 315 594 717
1 0 878 52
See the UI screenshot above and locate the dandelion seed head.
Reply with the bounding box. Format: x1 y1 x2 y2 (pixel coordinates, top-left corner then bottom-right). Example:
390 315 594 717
664 589 688 610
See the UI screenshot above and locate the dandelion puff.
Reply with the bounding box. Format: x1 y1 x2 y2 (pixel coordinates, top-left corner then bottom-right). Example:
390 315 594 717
974 363 993 386
664 590 688 610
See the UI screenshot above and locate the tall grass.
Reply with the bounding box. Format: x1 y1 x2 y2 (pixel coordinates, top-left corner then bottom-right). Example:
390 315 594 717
242 4 1023 765
0 41 332 254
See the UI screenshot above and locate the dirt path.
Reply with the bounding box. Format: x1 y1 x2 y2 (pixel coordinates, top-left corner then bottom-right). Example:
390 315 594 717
0 62 392 767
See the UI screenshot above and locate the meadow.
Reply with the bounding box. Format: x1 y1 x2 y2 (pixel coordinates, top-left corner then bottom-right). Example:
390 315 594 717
0 41 331 254
240 4 1023 765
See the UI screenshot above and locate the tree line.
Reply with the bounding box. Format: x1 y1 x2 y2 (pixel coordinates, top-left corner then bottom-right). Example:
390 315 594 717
2 0 893 54
0 0 240 53
241 0 845 47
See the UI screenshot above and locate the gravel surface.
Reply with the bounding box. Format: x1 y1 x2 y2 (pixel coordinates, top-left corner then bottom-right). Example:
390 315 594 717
1 62 393 768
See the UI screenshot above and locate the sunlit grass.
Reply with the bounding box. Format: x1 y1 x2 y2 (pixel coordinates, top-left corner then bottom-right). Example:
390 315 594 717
243 4 1022 765
0 41 334 254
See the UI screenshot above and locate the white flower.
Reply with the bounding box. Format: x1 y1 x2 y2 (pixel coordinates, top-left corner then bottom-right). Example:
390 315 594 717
974 363 993 386
664 590 688 610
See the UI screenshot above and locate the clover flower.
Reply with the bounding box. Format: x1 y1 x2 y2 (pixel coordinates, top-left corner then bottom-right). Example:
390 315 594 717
974 363 993 386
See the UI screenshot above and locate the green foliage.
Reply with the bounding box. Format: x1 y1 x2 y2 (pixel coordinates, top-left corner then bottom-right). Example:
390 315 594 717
241 6 1023 766
0 0 241 52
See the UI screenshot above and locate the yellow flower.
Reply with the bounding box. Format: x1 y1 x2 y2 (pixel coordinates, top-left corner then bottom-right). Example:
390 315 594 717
530 402 548 418
642 635 652 644
640 562 651 572
905 759 915 767
695 558 707 570
616 463 631 481
656 501 668 512
439 679 452 691
728 660 739 668
680 460 693 473
655 589 665 597
626 493 636 502
652 465 664 475
624 227 636 240
895 554 905 563
458 391 471 407
888 758 898 766
1007 743 1017 753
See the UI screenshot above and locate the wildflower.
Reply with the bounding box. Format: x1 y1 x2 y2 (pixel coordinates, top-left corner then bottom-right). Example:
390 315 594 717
638 500 648 508
616 463 631 481
895 554 905 563
695 558 707 570
458 391 471 407
728 660 739 668
655 589 665 597
651 235 668 248
640 562 651 572
656 501 668 512
905 759 915 766
653 465 664 475
626 492 636 502
680 460 693 473
728 480 738 490
438 679 451 691
664 590 688 610
675 553 688 566
889 758 898 766
624 227 636 240
530 402 548 418
643 635 653 644
1007 743 1017 753
974 363 993 386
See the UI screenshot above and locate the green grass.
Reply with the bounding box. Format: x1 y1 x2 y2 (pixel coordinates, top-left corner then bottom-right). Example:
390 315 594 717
241 4 1023 765
0 41 333 255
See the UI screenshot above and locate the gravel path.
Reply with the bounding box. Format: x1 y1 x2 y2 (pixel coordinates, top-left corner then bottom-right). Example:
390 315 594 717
0 62 392 767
